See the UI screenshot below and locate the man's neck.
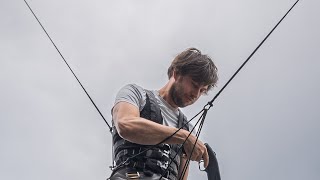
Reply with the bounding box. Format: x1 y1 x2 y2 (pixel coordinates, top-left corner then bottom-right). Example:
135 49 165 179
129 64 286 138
158 79 178 109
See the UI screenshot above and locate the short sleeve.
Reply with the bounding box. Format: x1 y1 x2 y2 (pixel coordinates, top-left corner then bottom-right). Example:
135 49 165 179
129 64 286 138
114 84 147 111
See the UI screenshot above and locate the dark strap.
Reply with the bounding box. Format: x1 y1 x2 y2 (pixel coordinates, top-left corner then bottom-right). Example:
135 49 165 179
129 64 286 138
109 166 177 180
125 159 178 178
204 143 221 180
178 110 189 131
115 147 180 164
144 90 163 124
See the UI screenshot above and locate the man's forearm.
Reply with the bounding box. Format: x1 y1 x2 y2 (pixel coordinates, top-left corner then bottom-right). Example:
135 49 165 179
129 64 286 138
116 116 188 145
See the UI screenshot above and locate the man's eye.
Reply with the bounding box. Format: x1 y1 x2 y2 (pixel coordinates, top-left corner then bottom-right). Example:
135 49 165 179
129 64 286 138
200 89 208 94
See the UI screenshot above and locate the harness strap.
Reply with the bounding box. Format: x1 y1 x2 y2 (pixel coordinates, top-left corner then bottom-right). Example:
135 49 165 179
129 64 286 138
144 90 163 123
115 147 181 164
125 159 178 178
178 110 187 130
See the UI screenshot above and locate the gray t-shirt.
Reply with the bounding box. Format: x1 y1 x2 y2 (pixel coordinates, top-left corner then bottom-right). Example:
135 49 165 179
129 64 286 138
114 84 191 129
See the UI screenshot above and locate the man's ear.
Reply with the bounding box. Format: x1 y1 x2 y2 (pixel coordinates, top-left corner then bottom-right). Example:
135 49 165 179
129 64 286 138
173 70 177 80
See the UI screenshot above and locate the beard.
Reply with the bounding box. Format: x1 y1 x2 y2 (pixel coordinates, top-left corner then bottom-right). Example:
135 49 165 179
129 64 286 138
169 82 187 108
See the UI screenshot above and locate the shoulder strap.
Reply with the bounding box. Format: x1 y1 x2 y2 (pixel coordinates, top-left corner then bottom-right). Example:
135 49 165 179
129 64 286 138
141 89 163 124
178 111 189 131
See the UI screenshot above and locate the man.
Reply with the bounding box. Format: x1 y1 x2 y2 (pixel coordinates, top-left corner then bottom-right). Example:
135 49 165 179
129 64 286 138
109 48 218 180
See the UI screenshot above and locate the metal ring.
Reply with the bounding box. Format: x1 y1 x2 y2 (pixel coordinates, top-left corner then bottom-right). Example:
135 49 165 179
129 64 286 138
198 159 206 171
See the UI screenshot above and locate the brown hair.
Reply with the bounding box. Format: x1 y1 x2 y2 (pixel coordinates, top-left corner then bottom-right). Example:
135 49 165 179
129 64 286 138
167 48 218 91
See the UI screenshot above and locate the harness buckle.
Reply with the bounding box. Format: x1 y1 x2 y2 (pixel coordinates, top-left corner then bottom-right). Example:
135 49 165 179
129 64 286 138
162 144 171 160
157 160 169 169
126 172 140 179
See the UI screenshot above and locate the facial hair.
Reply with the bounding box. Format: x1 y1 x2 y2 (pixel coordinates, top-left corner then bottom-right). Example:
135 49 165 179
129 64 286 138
169 82 187 108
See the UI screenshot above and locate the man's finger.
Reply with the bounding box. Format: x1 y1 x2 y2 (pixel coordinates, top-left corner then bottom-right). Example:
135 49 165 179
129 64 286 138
203 147 209 168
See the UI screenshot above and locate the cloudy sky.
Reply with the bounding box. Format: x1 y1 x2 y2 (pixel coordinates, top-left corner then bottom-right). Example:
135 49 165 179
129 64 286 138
1 0 319 179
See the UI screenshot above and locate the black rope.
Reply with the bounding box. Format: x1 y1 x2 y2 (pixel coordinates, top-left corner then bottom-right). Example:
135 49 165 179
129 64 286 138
159 109 207 180
177 0 301 179
208 0 301 108
168 0 302 178
23 0 112 131
177 110 207 180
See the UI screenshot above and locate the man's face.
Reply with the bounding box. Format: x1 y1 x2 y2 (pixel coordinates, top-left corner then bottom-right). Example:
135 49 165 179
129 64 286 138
169 75 209 108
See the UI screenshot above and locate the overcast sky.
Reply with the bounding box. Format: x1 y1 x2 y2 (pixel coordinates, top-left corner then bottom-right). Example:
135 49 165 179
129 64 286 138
1 0 320 180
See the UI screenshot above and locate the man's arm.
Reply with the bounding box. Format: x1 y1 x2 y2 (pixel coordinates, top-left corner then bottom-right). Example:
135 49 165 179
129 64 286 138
113 101 188 145
113 101 209 166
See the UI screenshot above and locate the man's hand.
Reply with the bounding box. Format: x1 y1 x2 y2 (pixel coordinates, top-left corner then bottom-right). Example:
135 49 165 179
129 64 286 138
183 132 209 168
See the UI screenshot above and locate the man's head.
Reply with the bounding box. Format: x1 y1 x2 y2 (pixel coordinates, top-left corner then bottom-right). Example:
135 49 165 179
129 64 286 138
167 48 218 107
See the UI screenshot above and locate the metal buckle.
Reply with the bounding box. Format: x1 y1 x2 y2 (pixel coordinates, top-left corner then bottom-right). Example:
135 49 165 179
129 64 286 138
126 172 140 179
163 144 171 151
157 160 169 169
162 144 171 158
198 159 206 171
